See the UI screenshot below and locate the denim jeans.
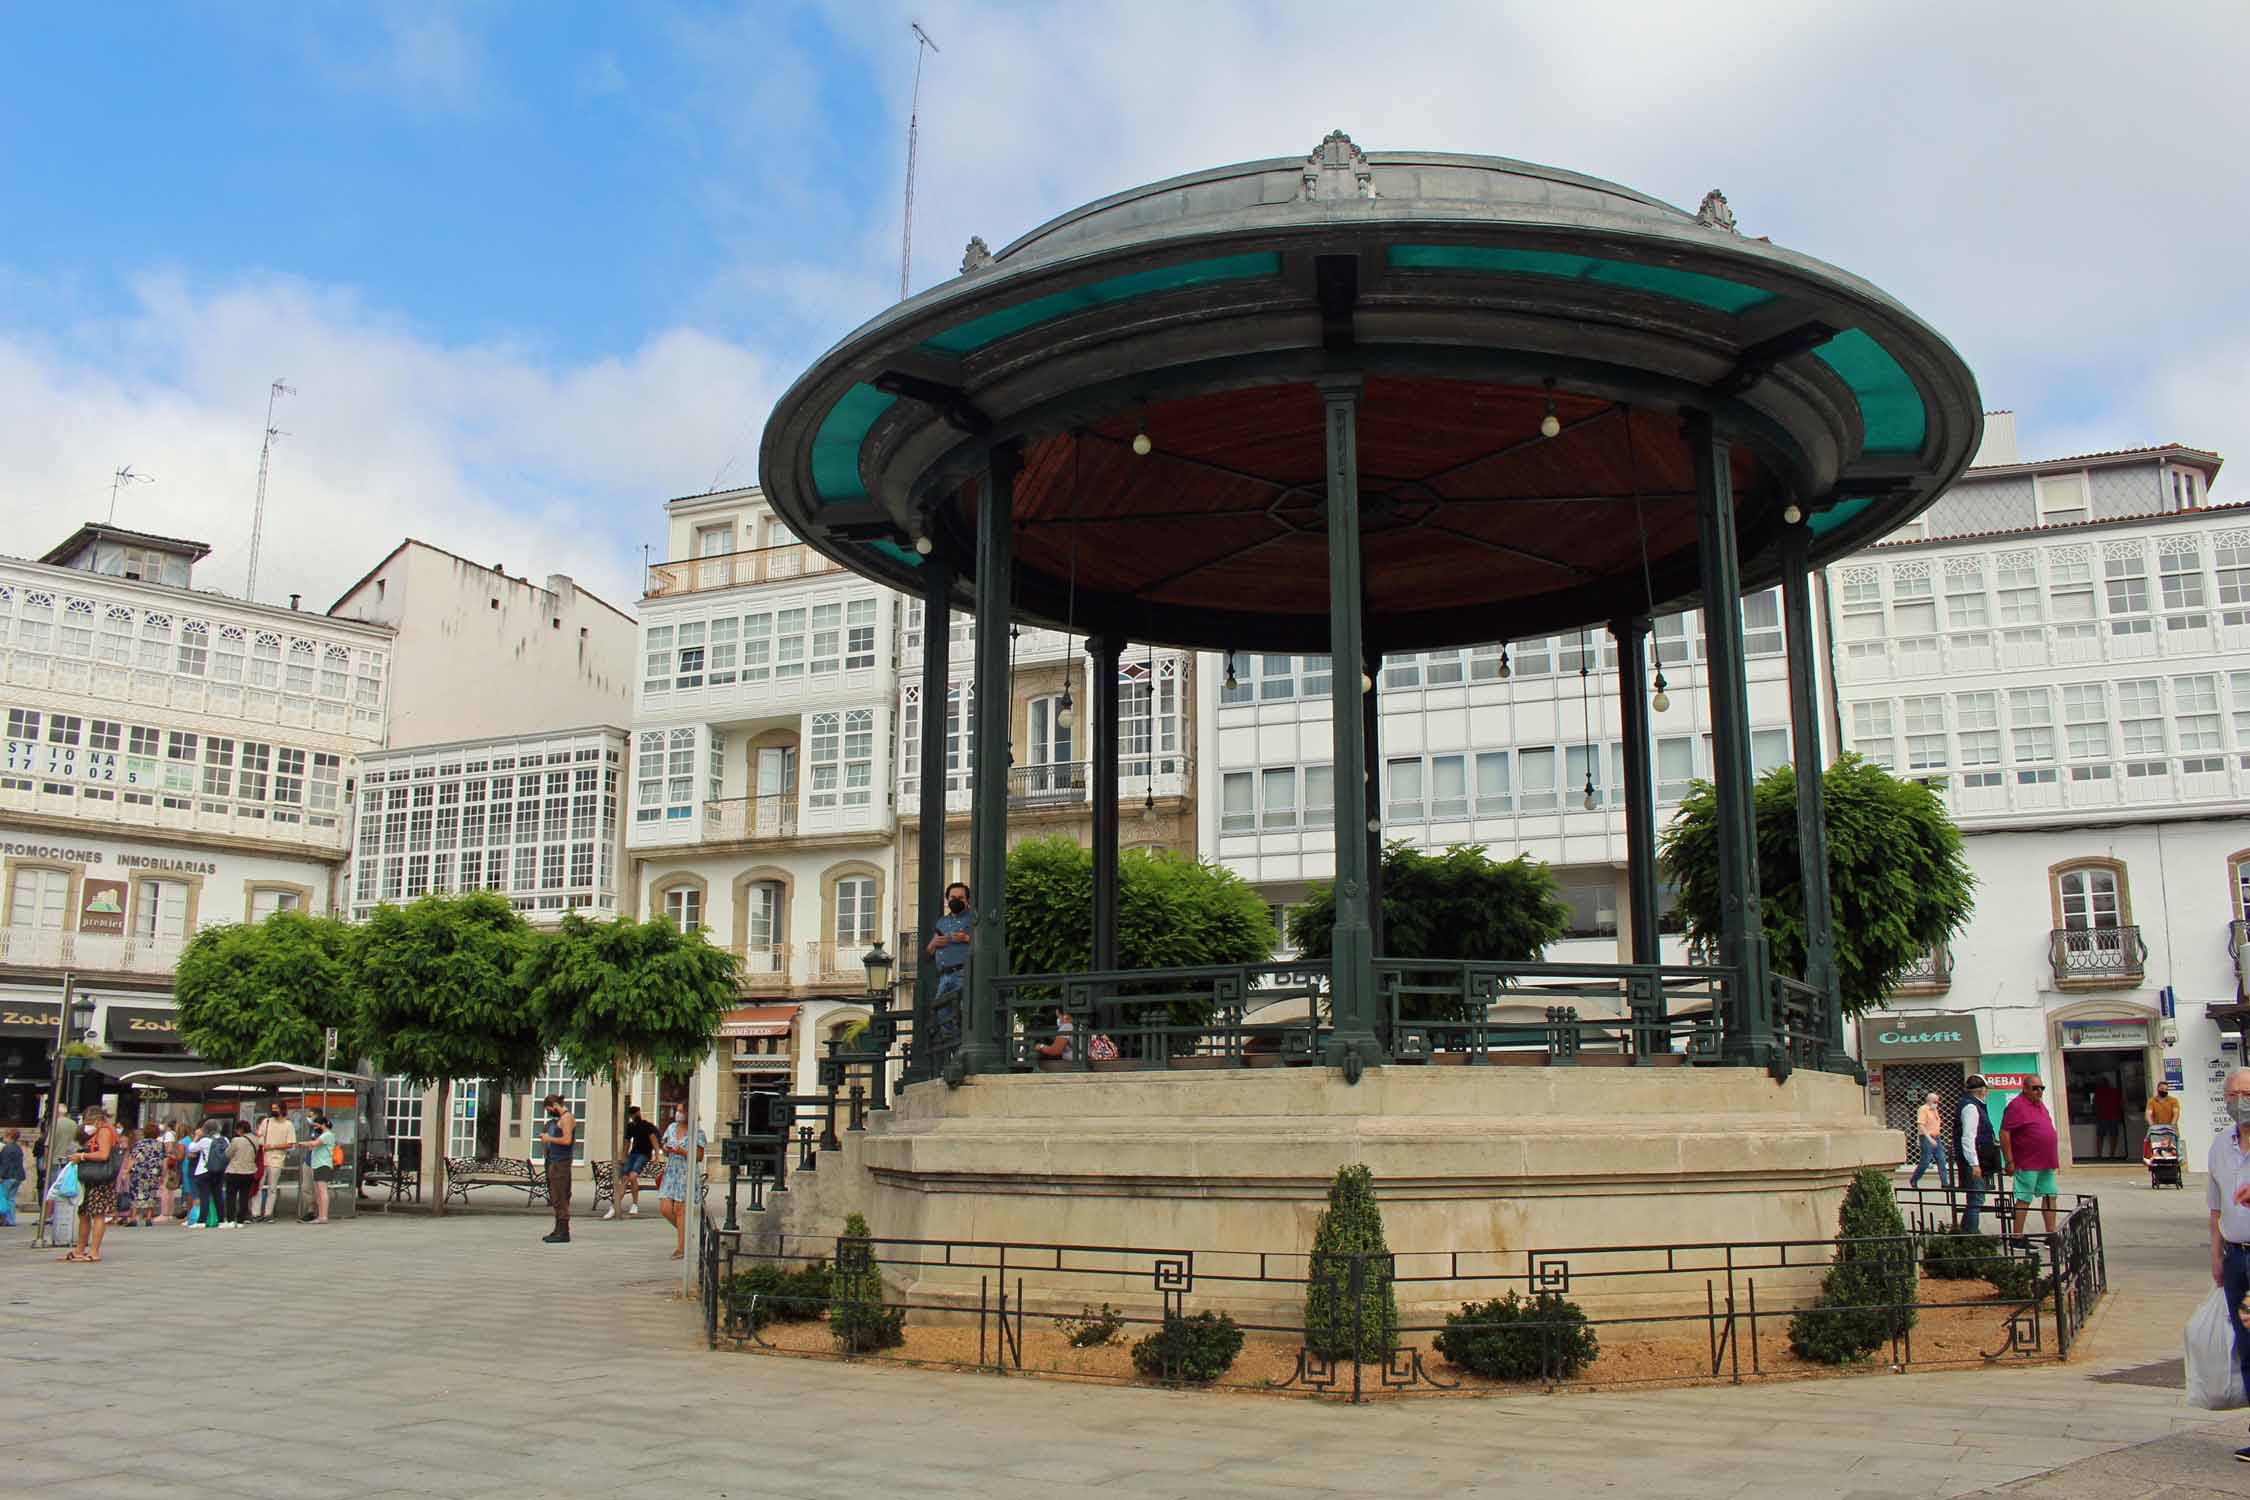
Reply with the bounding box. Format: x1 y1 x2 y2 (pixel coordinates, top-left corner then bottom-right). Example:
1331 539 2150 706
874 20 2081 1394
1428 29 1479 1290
179 1173 200 1222
1909 1136 1950 1189
1959 1171 1985 1233
2223 1243 2250 1401
0 1177 19 1226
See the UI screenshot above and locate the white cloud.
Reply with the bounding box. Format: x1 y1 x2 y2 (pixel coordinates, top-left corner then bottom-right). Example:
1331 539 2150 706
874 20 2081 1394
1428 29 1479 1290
0 273 787 610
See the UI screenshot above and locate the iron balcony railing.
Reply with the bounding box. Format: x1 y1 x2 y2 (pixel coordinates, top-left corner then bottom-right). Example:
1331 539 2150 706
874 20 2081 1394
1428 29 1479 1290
644 542 843 599
1895 944 1952 991
2049 925 2147 985
737 944 790 994
1010 761 1089 807
0 926 189 975
704 793 799 841
2231 918 2249 996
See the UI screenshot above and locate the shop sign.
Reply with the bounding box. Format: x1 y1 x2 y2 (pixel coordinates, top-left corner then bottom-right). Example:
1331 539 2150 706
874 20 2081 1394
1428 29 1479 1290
1980 1072 2036 1091
2060 1018 2151 1050
79 878 126 936
105 1006 182 1046
0 1000 63 1038
2163 1057 2184 1090
1861 1016 1982 1060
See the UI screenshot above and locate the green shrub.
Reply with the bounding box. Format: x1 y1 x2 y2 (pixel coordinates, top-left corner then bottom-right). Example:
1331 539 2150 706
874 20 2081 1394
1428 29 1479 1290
723 1258 830 1331
1921 1234 2041 1300
830 1214 905 1354
1431 1292 1600 1381
1787 1169 1918 1365
1056 1303 1126 1348
1130 1311 1244 1384
1303 1164 1398 1360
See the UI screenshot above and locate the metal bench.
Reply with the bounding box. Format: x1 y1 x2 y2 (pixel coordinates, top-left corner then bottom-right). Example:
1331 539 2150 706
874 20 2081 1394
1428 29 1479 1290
439 1156 549 1209
359 1143 422 1208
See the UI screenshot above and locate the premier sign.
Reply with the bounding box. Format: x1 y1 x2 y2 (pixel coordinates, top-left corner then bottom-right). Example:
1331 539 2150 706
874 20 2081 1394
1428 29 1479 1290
1861 1015 1982 1060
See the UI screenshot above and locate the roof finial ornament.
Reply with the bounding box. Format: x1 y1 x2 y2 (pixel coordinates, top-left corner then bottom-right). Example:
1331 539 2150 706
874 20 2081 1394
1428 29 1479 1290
1695 190 1738 234
960 236 994 273
1302 129 1376 202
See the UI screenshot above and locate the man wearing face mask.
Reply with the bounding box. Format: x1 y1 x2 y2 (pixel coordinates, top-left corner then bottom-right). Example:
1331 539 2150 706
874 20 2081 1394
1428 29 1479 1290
925 882 973 1052
539 1093 575 1244
2207 1066 2250 1463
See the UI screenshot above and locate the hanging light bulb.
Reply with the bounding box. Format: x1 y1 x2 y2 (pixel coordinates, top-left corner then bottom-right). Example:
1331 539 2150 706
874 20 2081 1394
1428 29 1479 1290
1223 652 1237 691
1498 646 1511 680
1131 431 1152 457
913 532 934 556
1582 775 1598 812
1652 668 1671 715
1783 503 1804 525
1539 377 1561 439
1359 669 1374 694
1057 688 1074 730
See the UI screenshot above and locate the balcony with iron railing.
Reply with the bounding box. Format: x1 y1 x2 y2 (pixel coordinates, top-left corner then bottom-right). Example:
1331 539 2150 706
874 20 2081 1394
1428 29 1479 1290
704 793 799 842
0 926 189 976
2049 925 2147 988
644 542 843 599
2231 918 2249 998
737 944 791 995
1893 943 1952 995
901 755 1190 817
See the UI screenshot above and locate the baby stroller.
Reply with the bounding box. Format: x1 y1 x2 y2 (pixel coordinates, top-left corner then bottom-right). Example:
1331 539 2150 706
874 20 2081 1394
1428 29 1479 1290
2143 1124 2183 1188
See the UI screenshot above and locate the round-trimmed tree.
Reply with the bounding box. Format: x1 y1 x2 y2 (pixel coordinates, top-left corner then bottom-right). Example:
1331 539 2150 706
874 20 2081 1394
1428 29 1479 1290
174 910 364 1068
1658 754 1976 1017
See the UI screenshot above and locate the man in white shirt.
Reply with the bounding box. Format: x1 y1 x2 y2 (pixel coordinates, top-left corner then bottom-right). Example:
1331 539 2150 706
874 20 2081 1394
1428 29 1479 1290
2208 1066 2250 1465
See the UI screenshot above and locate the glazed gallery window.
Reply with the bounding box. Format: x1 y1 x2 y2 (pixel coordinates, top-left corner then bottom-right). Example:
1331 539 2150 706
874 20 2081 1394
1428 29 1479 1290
662 886 703 934
2054 866 2122 931
380 1077 422 1146
636 728 701 823
1221 765 1333 834
1118 659 1180 780
745 882 784 972
808 709 876 810
898 681 978 785
8 867 68 932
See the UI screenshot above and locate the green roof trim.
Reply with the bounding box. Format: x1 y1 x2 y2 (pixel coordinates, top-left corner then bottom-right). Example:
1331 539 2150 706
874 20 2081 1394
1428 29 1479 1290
810 383 897 504
920 251 1283 356
1807 496 1875 537
1388 244 1776 315
867 538 923 569
1813 329 1926 455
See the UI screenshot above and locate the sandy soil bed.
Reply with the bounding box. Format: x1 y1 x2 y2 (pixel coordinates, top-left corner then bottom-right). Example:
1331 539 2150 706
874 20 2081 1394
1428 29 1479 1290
729 1275 2048 1397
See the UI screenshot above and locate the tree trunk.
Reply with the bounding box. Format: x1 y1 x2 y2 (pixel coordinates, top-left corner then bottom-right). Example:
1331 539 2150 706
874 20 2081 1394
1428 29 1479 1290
431 1078 451 1216
609 1054 624 1175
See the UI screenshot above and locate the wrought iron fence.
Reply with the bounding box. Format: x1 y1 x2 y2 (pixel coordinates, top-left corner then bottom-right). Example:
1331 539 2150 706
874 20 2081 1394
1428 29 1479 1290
697 1200 2107 1400
2048 926 2146 984
1378 960 1727 1066
995 962 1334 1069
1771 974 1833 1072
1009 761 1089 807
1895 944 1953 991
704 793 798 841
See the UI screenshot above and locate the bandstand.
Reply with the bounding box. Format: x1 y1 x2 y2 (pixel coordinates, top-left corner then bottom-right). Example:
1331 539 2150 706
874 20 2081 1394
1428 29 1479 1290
748 134 1980 1300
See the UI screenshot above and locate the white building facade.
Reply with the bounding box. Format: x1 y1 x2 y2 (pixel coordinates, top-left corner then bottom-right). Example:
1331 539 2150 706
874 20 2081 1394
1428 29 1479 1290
0 523 391 1128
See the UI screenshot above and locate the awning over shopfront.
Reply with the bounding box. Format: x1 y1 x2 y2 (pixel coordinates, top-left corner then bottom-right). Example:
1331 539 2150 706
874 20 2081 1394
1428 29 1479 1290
0 997 62 1038
721 1004 798 1040
110 1060 376 1095
105 1004 183 1047
1861 1015 1983 1061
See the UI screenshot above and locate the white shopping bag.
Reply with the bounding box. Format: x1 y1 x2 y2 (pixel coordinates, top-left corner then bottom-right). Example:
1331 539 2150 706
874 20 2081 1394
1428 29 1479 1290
2186 1286 2247 1410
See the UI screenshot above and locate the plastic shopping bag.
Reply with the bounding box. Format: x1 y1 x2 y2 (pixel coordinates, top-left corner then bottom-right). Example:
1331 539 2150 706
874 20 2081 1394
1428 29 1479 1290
45 1161 80 1202
2186 1286 2247 1410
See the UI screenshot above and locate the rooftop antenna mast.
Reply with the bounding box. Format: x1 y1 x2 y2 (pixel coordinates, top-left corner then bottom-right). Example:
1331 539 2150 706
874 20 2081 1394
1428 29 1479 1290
900 21 939 301
244 379 295 601
107 464 154 523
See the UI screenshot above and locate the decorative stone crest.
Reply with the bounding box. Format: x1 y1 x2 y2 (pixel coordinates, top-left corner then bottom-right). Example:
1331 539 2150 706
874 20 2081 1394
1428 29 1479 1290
1301 129 1376 201
960 236 993 273
1695 189 1738 233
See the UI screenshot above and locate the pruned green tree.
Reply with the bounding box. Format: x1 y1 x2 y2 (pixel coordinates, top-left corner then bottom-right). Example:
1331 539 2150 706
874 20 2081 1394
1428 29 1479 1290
517 912 738 1167
1289 843 1571 1021
1658 755 1975 1017
175 910 364 1069
355 892 542 1211
1303 1163 1398 1361
1787 1167 1917 1364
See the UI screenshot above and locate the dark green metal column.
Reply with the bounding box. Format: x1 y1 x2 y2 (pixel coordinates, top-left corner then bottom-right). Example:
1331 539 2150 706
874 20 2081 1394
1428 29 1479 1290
1089 634 1122 973
1361 649 1385 957
909 547 954 1086
1779 526 1844 1069
1318 376 1383 1070
1612 616 1661 968
961 447 1018 1076
1688 411 1775 1070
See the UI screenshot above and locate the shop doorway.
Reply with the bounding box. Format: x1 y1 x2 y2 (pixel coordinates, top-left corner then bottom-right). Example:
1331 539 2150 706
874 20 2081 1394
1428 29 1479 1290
2059 1047 2147 1163
1881 1061 1968 1162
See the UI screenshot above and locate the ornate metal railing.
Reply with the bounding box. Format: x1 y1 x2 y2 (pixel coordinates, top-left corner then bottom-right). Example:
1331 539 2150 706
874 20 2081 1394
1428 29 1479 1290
1894 944 1952 992
0 926 189 975
1771 974 1833 1072
1377 960 1729 1065
704 793 798 841
2048 926 2146 985
996 962 1333 1069
646 542 842 598
1010 761 1089 807
2231 919 2249 999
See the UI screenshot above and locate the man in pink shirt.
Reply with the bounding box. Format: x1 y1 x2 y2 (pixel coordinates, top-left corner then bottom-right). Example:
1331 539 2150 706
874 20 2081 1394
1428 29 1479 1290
2000 1078 2062 1236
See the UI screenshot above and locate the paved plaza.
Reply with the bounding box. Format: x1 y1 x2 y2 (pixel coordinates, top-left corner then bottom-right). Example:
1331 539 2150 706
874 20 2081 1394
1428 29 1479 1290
4 1170 2242 1500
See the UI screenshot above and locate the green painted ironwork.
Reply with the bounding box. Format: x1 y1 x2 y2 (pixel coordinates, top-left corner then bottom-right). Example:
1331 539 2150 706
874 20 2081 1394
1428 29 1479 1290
1318 376 1383 1071
1387 243 1775 315
920 251 1284 356
1812 329 1925 454
961 446 1018 1077
1780 529 1844 1070
810 383 897 502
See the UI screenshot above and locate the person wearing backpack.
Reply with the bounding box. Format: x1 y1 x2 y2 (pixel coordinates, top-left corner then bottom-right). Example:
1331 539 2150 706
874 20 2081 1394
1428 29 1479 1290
306 1115 337 1224
194 1121 228 1228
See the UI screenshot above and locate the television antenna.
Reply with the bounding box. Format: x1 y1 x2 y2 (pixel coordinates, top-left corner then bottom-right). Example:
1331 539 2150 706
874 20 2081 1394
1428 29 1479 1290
243 379 296 601
900 22 939 301
107 464 155 523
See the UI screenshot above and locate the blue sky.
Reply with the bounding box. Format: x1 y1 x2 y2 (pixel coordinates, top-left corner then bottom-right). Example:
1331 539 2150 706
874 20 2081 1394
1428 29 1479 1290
2 3 2244 609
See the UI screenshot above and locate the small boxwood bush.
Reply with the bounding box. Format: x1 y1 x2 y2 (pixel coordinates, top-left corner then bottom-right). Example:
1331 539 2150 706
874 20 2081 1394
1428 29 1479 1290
1303 1164 1398 1361
1130 1311 1244 1384
723 1258 830 1331
1921 1233 2041 1300
830 1214 905 1354
1431 1292 1600 1381
1787 1168 1918 1365
1056 1303 1126 1348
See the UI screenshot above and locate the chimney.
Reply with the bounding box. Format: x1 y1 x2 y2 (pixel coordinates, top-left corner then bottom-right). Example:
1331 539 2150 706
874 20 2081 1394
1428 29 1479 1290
493 562 505 576
545 573 572 599
288 593 301 611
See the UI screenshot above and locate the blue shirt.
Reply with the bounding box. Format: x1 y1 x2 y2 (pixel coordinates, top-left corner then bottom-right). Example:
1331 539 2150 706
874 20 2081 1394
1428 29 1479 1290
933 910 972 972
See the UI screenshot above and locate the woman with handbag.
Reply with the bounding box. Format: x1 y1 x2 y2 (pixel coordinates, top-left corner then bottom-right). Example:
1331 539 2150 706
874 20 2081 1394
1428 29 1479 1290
64 1104 121 1263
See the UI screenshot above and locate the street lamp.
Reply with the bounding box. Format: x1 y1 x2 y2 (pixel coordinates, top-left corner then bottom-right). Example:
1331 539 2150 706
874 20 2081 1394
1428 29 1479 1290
861 940 895 996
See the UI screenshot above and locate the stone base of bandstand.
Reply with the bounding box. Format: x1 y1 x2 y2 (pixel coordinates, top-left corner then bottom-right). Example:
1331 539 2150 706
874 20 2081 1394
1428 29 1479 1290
738 1065 1898 1330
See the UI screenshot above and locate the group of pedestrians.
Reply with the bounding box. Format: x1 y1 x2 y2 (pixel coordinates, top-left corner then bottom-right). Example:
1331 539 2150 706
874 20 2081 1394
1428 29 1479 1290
539 1097 709 1261
1905 1075 2067 1238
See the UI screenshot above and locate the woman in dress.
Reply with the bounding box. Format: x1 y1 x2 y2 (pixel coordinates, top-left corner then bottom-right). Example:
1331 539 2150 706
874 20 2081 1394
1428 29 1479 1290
656 1105 706 1261
63 1104 120 1263
128 1124 165 1227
